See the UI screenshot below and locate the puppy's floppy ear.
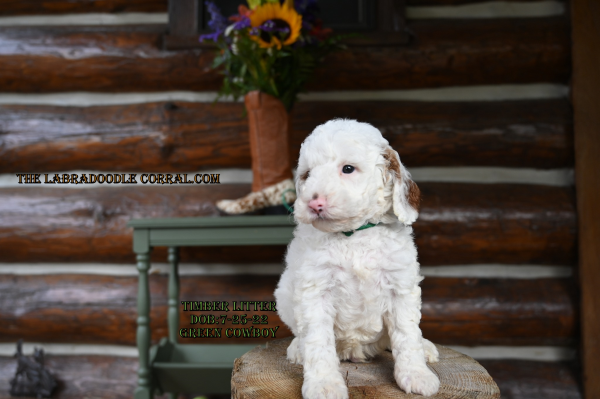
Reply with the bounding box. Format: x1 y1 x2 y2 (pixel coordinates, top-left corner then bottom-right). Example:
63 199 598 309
383 147 421 225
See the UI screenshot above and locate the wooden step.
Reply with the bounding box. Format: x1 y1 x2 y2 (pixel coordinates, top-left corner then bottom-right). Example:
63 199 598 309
230 337 500 399
0 18 569 92
0 183 576 265
0 274 577 346
0 99 573 172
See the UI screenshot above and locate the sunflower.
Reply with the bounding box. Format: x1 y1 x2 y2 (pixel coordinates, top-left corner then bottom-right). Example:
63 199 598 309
249 1 302 49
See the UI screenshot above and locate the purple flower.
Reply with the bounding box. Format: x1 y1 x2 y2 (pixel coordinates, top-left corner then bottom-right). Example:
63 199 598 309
233 16 251 30
199 31 222 42
199 1 228 42
206 1 228 31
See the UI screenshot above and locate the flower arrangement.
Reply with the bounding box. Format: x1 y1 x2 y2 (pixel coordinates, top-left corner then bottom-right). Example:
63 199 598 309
200 0 342 111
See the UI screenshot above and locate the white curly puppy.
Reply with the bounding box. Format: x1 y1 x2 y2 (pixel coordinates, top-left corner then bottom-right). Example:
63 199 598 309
274 119 440 399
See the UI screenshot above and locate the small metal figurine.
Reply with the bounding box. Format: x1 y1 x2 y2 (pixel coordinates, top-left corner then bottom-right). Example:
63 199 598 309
9 340 57 398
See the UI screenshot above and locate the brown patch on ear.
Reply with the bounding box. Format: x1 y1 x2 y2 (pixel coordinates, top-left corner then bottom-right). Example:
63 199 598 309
384 147 421 212
383 147 401 179
384 146 420 211
407 180 421 212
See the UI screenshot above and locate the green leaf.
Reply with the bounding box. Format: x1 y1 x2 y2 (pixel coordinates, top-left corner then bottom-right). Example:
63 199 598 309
204 26 346 111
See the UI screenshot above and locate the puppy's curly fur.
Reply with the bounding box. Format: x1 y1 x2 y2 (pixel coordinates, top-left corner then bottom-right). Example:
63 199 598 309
275 120 440 398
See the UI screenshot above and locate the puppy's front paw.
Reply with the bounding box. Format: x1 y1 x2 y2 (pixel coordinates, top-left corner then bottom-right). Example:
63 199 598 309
287 337 304 365
422 338 439 363
302 374 348 399
395 366 440 397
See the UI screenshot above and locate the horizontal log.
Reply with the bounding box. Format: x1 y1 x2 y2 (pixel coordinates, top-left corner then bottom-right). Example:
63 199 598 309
416 183 576 265
0 99 573 173
0 102 251 173
0 0 166 15
295 99 573 169
0 354 210 399
0 0 561 15
0 185 286 264
0 0 561 16
312 18 570 91
0 18 569 92
420 277 578 346
0 275 577 346
0 183 576 265
407 0 564 5
479 360 582 399
0 354 139 399
0 274 290 345
0 356 580 399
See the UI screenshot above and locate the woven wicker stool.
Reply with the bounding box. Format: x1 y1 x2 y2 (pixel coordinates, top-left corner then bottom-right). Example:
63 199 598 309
232 337 500 399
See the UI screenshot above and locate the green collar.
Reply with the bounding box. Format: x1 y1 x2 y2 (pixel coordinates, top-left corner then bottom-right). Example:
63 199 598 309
342 222 380 237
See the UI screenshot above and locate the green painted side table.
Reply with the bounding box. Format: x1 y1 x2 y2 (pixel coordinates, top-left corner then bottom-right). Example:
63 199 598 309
127 215 296 399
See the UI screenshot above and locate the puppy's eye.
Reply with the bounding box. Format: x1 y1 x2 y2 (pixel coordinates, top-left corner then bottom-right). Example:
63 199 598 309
342 165 355 174
301 170 310 180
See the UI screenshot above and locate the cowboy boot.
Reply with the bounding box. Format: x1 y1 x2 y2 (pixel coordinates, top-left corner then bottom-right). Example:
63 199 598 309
216 91 296 214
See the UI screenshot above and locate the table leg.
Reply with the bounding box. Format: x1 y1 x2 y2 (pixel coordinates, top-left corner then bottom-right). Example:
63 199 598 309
135 251 153 399
168 247 180 344
167 247 180 399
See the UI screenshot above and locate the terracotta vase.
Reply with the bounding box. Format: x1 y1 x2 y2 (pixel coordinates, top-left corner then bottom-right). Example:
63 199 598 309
216 91 296 214
245 90 294 193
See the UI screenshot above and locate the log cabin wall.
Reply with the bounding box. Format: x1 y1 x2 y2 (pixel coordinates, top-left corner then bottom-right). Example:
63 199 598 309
0 1 583 398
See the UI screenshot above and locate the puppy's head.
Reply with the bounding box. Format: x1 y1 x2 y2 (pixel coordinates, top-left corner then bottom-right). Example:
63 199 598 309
294 119 420 233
